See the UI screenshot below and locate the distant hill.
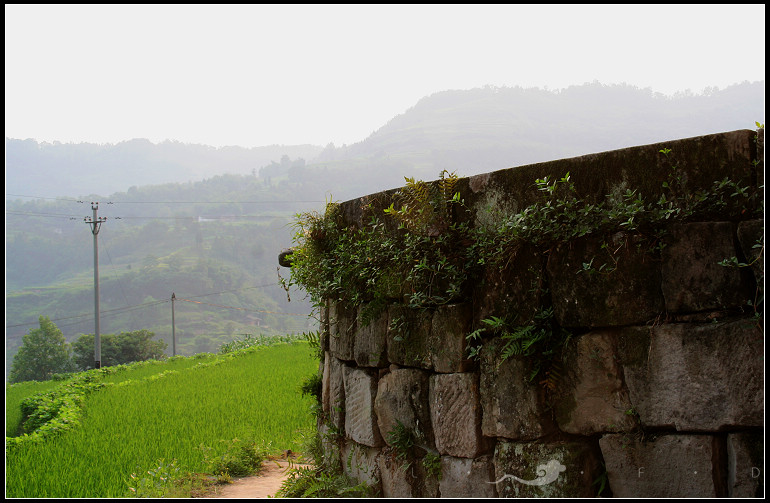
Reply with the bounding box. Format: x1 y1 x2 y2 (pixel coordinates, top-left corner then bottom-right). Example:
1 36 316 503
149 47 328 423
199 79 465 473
311 81 765 196
4 139 324 199
6 81 763 202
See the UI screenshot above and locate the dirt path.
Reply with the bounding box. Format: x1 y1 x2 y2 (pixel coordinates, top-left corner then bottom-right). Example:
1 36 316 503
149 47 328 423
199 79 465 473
203 460 311 499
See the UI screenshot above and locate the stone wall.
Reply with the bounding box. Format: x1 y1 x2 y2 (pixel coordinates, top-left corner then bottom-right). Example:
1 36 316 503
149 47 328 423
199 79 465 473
314 129 764 497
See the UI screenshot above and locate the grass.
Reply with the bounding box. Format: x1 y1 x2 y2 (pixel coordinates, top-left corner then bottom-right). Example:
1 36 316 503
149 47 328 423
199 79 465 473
5 341 317 498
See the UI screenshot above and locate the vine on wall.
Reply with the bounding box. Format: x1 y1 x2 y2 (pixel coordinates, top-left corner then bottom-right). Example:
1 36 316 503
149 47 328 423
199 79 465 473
281 147 762 383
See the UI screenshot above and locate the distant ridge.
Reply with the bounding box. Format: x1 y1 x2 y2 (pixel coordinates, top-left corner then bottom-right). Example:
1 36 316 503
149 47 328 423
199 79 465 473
6 80 763 200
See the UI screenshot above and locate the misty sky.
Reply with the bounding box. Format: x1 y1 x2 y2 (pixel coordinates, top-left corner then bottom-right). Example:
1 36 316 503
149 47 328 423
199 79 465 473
4 4 765 149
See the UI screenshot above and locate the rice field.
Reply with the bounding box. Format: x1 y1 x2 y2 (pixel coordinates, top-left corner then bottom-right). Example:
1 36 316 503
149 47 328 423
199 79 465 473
5 341 318 498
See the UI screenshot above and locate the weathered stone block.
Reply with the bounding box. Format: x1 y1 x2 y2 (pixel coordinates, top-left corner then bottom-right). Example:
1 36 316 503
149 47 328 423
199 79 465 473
547 232 664 327
387 305 433 369
439 455 497 498
493 439 602 498
599 433 720 497
618 319 764 430
429 372 486 458
354 304 388 367
343 366 383 448
341 440 382 491
554 331 637 435
374 368 434 450
479 339 551 440
377 447 417 498
329 301 357 361
727 432 764 497
736 219 764 288
430 303 474 373
661 221 754 312
375 446 441 497
323 353 346 432
472 243 543 327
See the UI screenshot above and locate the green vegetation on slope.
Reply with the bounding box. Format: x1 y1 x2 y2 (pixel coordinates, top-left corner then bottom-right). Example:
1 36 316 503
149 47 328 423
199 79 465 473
5 339 317 498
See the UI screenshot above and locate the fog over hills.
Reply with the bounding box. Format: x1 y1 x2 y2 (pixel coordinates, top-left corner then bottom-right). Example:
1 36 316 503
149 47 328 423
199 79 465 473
6 80 764 202
4 140 323 200
332 80 764 179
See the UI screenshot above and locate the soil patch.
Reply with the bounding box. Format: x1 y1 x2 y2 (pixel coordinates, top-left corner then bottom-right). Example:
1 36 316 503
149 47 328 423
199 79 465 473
202 459 312 499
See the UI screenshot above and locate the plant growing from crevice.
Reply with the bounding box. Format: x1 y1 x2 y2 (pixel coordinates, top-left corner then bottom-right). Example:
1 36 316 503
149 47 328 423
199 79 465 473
388 420 417 472
592 462 610 497
718 229 764 327
466 307 571 387
386 420 442 484
384 169 461 236
422 451 442 481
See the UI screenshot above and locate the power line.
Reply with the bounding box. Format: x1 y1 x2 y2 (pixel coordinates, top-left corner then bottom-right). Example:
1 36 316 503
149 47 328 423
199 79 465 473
113 215 292 220
176 297 308 317
50 301 171 331
184 282 281 299
6 211 294 221
106 200 324 204
5 299 170 329
6 210 83 219
5 194 83 202
6 193 324 205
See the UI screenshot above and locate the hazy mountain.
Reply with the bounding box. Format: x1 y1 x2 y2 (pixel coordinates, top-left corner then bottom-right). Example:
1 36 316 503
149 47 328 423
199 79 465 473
312 81 764 193
6 81 764 203
4 139 324 200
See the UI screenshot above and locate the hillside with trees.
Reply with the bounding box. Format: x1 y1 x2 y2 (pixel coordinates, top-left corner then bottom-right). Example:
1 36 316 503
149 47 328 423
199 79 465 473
6 172 321 377
5 80 764 379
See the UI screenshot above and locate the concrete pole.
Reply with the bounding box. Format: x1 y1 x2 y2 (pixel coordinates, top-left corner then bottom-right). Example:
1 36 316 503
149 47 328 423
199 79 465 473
85 202 106 369
171 292 176 356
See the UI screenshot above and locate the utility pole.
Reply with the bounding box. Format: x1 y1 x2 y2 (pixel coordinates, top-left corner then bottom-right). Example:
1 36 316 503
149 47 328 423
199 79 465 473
84 202 107 369
171 292 176 356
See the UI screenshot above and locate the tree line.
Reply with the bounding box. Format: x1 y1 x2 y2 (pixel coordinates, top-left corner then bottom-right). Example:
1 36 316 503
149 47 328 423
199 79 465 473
8 316 167 383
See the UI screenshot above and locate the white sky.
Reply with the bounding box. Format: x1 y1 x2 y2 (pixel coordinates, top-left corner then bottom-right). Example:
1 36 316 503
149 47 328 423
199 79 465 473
4 4 766 149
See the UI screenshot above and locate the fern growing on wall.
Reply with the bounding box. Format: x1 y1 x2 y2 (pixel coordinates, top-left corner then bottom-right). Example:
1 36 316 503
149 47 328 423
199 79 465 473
385 169 460 236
